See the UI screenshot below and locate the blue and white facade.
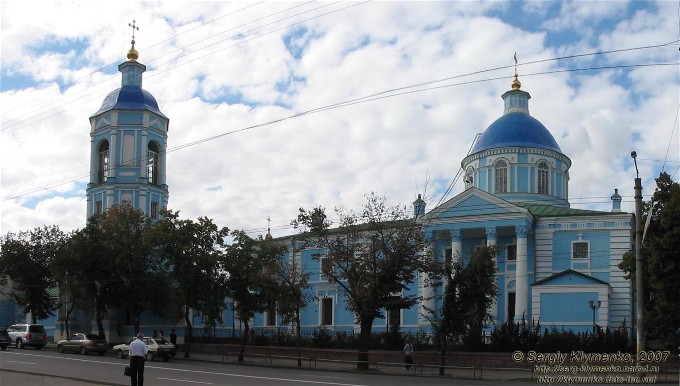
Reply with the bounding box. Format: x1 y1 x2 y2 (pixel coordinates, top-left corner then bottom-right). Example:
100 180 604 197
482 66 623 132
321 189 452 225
254 76 633 335
86 41 169 220
53 41 171 342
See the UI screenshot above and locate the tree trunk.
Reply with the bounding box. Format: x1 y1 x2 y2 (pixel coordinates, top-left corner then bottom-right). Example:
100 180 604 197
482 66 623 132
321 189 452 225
184 306 192 358
95 302 105 338
64 299 76 338
295 308 302 368
356 317 374 370
238 318 250 362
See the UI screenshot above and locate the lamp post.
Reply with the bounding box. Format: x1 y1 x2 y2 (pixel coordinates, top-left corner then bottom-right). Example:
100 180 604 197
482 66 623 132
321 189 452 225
589 300 601 334
631 151 645 353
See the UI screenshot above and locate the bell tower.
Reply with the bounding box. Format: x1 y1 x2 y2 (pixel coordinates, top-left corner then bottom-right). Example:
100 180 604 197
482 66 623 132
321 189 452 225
86 21 169 219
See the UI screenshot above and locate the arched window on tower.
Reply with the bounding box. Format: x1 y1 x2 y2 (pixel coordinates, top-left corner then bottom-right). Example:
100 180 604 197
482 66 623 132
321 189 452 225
494 160 507 194
147 142 159 185
537 162 549 195
97 141 109 183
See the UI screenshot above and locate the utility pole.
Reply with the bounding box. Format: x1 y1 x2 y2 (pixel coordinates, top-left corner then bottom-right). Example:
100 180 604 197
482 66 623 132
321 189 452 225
631 151 645 353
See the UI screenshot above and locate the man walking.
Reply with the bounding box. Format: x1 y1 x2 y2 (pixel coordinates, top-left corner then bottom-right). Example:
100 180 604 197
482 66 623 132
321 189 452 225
129 332 149 386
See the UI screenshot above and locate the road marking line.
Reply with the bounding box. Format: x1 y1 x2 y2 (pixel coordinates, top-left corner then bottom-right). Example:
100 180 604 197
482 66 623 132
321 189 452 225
158 377 213 384
6 360 36 365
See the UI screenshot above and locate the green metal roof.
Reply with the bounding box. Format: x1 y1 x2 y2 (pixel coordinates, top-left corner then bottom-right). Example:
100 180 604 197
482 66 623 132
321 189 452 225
514 202 618 217
47 287 59 298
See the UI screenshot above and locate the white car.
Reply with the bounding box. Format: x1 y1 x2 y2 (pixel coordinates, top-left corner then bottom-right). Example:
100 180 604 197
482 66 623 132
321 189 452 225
113 336 176 362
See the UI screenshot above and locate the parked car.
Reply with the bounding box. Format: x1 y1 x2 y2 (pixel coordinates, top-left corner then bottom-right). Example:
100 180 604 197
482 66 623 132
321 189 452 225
56 333 108 355
113 336 176 362
7 324 47 349
0 328 12 350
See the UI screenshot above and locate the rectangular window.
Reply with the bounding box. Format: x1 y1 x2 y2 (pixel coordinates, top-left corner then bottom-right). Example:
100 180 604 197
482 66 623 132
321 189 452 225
266 306 276 327
506 245 517 261
98 150 109 183
538 168 549 195
96 201 103 215
147 150 159 184
572 241 589 259
151 202 158 219
321 256 333 276
321 298 333 326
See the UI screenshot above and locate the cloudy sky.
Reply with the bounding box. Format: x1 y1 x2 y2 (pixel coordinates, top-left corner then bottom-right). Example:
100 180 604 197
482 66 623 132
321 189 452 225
1 1 678 238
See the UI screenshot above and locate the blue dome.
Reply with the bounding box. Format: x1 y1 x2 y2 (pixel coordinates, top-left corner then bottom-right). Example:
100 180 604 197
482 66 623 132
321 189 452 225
91 85 166 118
471 112 561 153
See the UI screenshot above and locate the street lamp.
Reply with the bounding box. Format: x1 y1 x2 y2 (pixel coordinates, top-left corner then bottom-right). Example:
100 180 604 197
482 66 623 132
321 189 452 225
589 300 601 334
631 151 645 353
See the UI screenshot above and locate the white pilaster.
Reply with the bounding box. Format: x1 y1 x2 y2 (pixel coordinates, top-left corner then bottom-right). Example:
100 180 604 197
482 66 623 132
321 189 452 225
514 225 529 323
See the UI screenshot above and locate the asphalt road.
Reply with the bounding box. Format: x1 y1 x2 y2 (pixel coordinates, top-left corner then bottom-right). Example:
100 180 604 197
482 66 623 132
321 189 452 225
2 348 675 386
0 348 542 386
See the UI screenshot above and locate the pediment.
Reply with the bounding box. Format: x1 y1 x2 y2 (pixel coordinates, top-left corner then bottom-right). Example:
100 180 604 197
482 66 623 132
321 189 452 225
423 187 527 221
532 269 610 287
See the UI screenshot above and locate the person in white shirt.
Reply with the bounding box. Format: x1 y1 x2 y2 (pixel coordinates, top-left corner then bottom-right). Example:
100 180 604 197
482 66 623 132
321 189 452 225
129 332 149 386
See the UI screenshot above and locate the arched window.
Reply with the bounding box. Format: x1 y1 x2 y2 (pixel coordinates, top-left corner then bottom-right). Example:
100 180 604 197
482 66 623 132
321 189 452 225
465 168 474 189
538 162 549 195
494 160 507 193
97 141 109 183
147 142 159 184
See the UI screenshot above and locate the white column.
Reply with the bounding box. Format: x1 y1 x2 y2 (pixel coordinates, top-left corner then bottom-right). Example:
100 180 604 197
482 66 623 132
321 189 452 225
485 227 498 322
451 229 462 267
514 225 528 323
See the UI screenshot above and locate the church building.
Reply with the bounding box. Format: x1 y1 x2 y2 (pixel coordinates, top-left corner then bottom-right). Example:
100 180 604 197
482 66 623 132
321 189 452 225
47 32 632 342
255 72 633 336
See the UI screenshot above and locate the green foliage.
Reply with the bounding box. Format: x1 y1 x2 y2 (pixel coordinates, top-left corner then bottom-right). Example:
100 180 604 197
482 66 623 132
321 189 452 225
488 320 631 353
223 230 284 360
145 209 230 357
643 172 680 350
292 192 439 368
436 246 498 351
0 225 65 322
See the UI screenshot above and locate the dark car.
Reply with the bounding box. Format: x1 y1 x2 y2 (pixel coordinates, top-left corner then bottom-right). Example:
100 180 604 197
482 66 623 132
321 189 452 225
7 324 47 349
0 328 11 350
56 333 108 355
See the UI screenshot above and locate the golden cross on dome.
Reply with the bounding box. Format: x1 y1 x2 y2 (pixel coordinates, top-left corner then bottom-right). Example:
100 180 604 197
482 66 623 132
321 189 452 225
128 20 139 40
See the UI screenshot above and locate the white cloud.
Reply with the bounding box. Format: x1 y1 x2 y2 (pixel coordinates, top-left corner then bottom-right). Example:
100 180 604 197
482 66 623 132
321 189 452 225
1 1 677 238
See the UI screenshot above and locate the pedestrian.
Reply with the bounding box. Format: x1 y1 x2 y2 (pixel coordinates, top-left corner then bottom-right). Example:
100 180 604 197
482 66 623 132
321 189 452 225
159 330 165 339
170 329 177 346
403 339 414 370
129 332 149 386
152 330 158 338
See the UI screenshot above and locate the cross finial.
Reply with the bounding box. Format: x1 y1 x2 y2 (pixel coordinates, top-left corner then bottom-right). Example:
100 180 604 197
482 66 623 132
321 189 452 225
267 216 271 229
129 20 139 40
511 52 521 90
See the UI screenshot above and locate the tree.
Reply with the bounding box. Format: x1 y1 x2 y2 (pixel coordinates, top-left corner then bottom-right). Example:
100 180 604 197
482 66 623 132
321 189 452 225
271 238 314 367
0 225 66 323
96 203 169 334
620 172 680 350
433 246 497 373
292 192 438 370
223 230 282 362
146 210 230 358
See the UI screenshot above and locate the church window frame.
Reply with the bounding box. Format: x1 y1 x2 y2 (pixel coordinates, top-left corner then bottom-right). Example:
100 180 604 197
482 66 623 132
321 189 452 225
150 202 158 219
147 142 160 185
572 241 589 259
97 141 110 183
465 167 474 189
537 161 550 195
494 160 508 193
320 297 333 326
506 244 517 262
